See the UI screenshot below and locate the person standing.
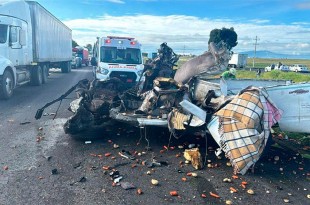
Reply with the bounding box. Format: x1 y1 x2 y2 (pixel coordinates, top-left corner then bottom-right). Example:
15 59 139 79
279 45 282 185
256 68 261 78
220 68 236 96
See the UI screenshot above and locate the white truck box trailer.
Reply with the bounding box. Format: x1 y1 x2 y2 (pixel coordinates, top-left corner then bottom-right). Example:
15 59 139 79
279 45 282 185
228 53 248 68
0 0 72 99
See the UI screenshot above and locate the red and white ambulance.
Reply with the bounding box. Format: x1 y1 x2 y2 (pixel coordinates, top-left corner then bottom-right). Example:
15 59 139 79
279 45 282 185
92 36 144 85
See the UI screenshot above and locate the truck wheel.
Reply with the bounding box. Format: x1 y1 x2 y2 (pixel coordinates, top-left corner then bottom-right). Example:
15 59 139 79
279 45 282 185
0 70 14 99
42 65 48 84
31 65 43 86
61 62 71 73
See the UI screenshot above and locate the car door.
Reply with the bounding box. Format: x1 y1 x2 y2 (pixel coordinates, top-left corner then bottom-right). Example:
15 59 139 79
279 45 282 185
8 24 24 66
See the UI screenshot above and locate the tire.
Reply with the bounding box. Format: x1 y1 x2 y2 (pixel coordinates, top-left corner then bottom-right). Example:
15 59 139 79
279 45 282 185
68 62 72 73
61 62 71 73
42 65 48 84
31 65 43 86
0 70 14 99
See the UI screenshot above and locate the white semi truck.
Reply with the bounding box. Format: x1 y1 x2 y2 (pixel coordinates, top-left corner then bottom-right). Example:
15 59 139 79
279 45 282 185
91 36 144 86
0 0 72 99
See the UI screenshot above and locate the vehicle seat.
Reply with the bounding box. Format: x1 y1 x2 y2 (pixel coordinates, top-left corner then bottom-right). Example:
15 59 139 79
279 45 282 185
105 52 112 61
126 53 133 62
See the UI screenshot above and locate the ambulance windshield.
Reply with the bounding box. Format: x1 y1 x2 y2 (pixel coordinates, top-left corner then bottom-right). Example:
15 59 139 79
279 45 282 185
100 46 142 64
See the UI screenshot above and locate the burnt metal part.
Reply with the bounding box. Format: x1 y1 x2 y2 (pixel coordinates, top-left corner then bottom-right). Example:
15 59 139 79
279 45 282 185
35 79 90 120
140 42 179 93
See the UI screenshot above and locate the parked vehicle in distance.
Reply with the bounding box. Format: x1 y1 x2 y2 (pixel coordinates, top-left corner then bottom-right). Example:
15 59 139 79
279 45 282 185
265 64 289 72
228 53 248 68
277 64 290 72
265 64 275 72
0 1 72 99
71 52 82 69
72 46 89 66
289 64 309 72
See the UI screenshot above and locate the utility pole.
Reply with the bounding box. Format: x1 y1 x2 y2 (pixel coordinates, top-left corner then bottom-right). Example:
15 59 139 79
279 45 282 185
183 45 185 55
252 36 259 70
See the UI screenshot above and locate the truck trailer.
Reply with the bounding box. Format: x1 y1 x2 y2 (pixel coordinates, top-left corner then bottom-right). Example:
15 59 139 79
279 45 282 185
228 53 248 68
0 0 72 99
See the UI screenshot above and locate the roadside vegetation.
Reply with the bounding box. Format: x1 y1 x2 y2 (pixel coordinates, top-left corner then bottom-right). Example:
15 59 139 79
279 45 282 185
236 70 310 82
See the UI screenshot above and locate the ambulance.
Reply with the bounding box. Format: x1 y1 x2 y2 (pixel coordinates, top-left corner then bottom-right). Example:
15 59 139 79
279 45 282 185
92 36 144 85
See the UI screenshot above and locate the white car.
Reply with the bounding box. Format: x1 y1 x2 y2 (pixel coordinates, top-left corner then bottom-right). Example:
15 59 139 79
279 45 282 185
276 64 290 72
265 64 289 72
289 64 308 72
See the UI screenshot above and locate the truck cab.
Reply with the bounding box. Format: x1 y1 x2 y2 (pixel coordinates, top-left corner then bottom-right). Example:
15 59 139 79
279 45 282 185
92 36 144 86
72 46 89 67
0 1 72 99
0 1 32 99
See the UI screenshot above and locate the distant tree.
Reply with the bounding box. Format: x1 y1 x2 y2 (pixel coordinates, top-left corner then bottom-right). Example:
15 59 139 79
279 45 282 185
208 27 238 50
85 44 92 52
72 40 79 48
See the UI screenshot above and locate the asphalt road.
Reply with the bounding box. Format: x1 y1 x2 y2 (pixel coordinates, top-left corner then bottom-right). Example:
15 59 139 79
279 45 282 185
0 67 309 205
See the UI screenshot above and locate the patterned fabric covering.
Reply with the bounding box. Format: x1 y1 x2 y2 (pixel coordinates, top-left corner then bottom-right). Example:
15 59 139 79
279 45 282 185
215 86 282 175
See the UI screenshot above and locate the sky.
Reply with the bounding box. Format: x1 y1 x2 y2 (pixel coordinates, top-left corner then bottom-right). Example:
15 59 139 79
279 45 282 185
1 0 310 57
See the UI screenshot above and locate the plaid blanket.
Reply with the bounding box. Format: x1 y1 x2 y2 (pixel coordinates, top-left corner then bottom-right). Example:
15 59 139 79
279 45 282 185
215 86 282 175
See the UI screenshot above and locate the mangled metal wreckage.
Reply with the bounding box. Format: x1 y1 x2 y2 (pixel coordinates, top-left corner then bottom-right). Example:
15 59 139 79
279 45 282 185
36 41 310 175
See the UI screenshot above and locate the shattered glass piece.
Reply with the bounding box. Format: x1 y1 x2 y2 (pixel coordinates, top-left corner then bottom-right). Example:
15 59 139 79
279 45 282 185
120 182 136 190
114 176 123 183
78 177 87 183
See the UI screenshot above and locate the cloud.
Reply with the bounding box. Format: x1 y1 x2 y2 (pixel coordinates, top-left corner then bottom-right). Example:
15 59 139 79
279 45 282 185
63 14 310 56
292 22 310 26
295 2 310 9
106 0 125 4
0 0 13 3
136 0 158 2
248 19 270 24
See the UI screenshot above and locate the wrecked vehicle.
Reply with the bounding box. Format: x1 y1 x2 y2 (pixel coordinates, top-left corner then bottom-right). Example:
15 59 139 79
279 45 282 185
36 41 310 175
